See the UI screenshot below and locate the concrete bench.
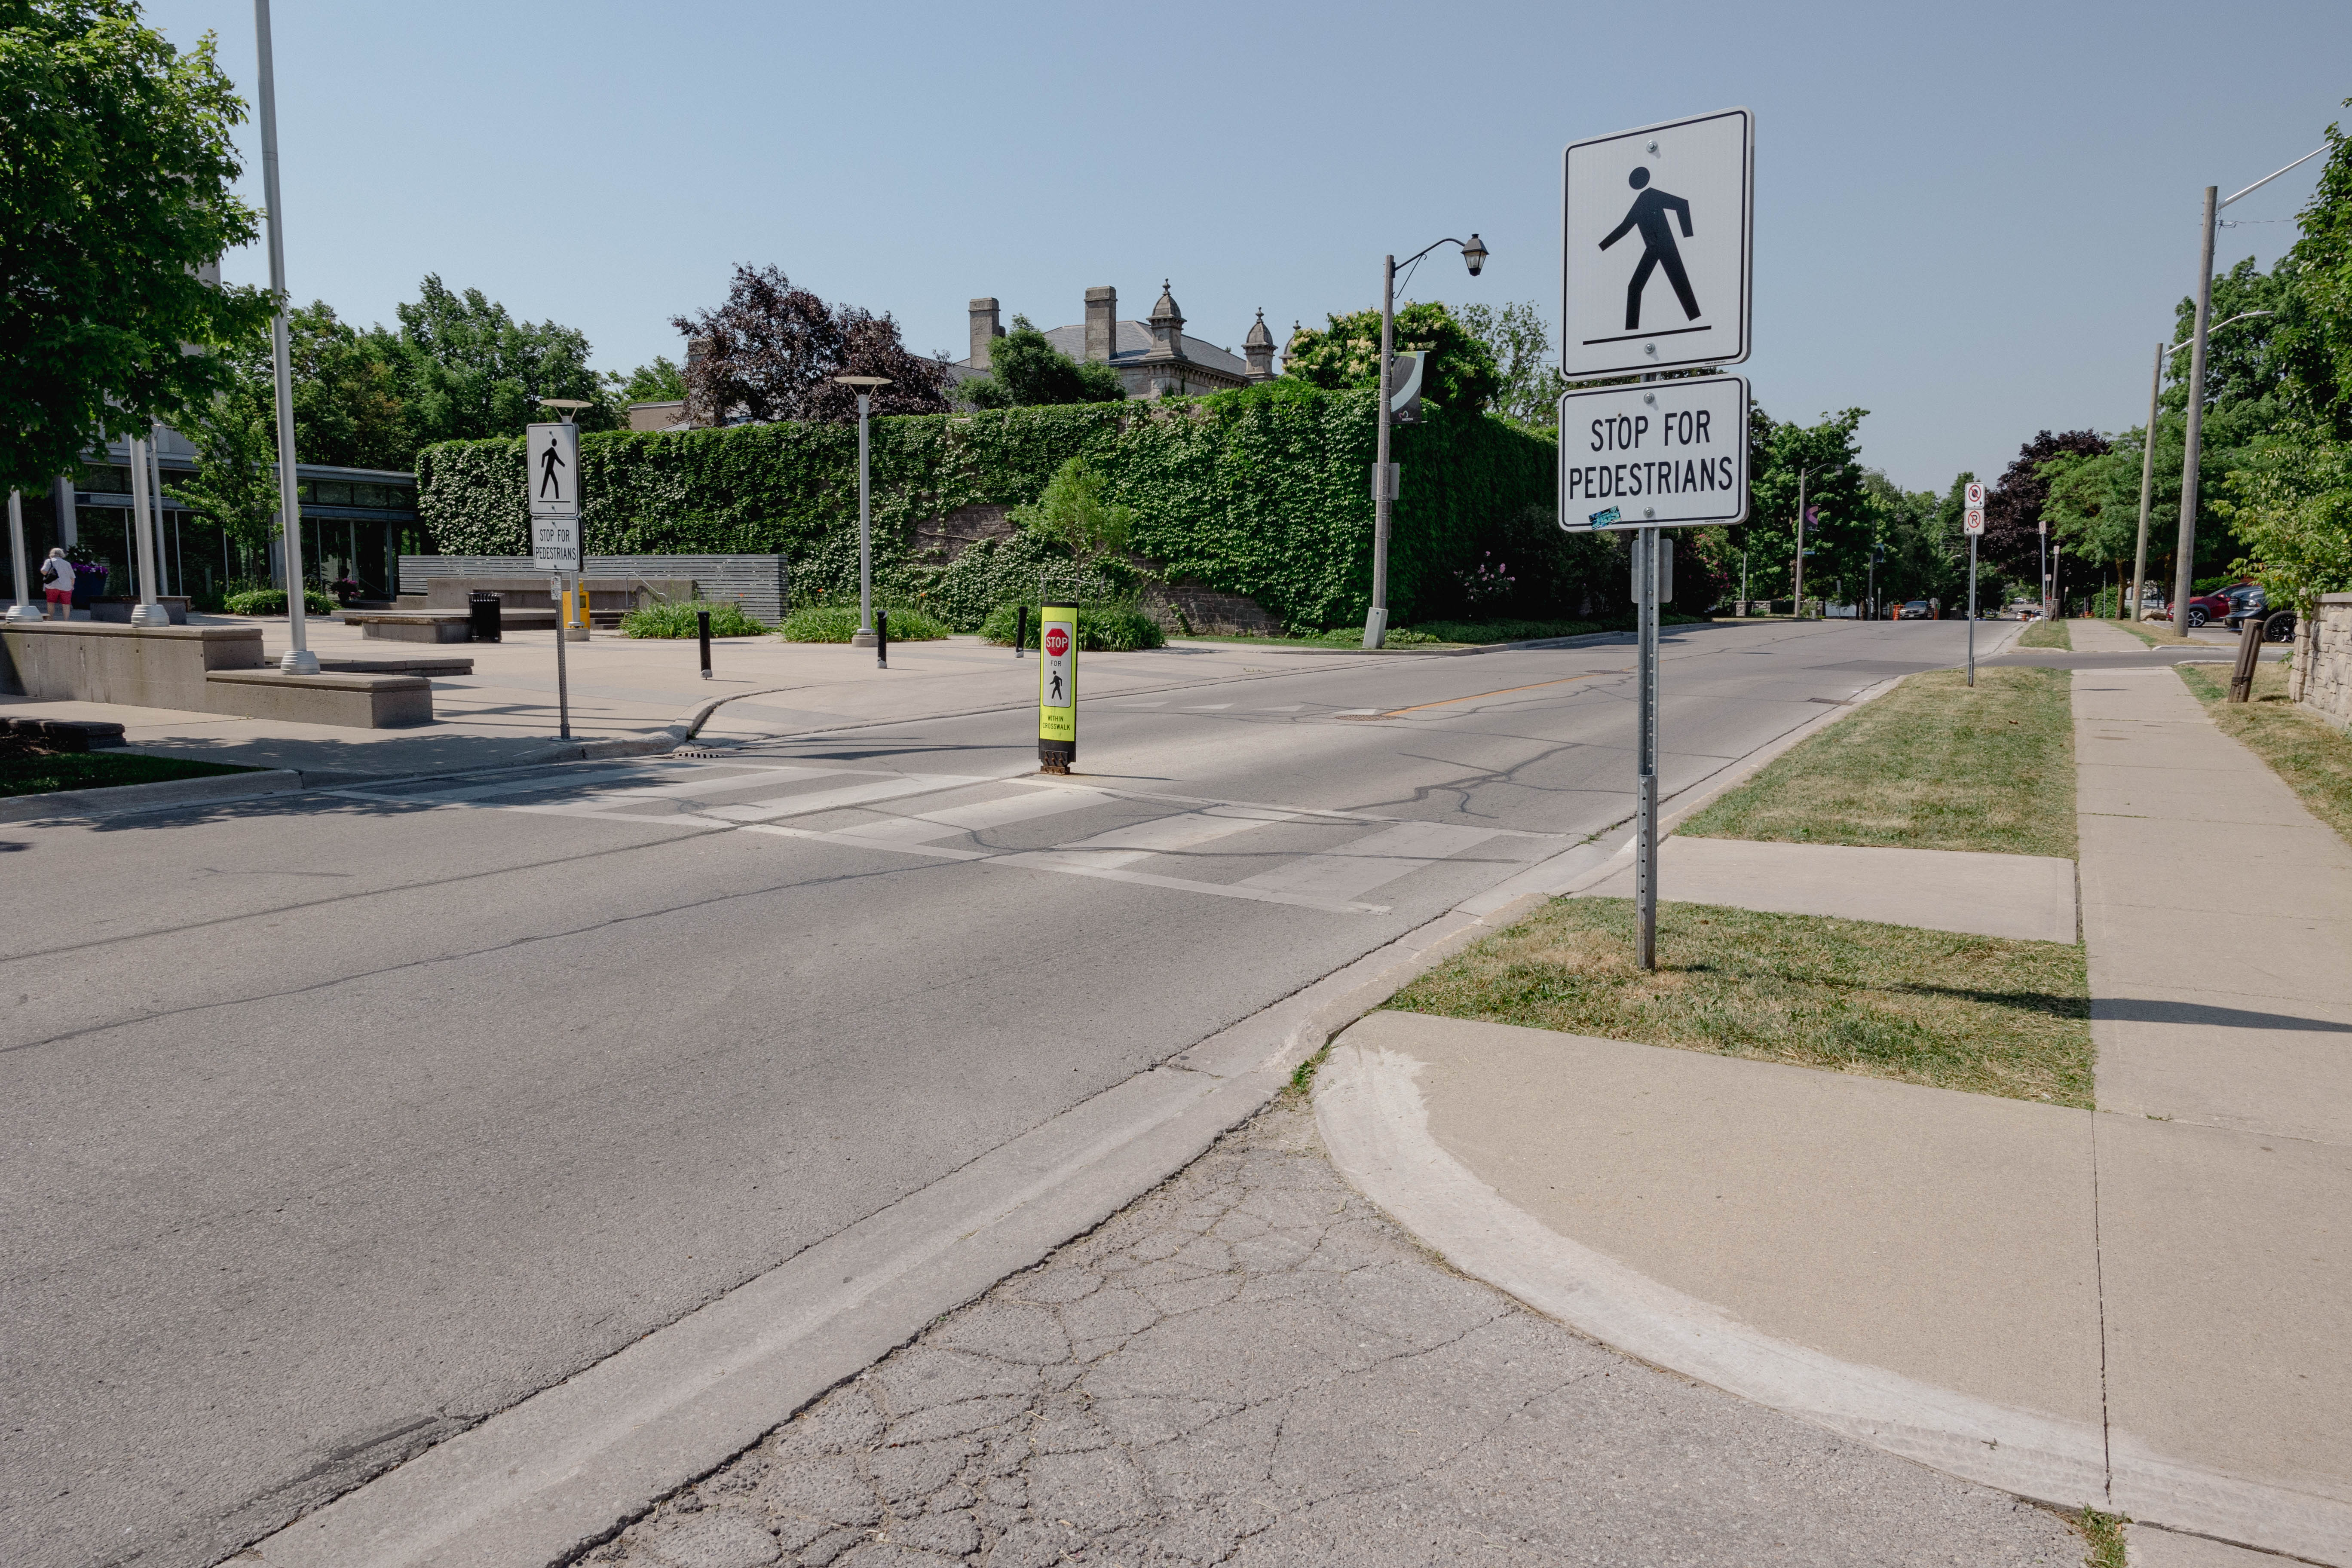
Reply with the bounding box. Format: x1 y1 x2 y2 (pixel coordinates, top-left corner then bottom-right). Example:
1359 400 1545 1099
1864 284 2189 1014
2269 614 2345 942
317 656 474 677
341 609 558 643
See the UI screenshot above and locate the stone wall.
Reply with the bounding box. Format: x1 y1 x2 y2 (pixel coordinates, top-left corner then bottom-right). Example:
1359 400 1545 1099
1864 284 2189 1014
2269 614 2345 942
2291 593 2352 726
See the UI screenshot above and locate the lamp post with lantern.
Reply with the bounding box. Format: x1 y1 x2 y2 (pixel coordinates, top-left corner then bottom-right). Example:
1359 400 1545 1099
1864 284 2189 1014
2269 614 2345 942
1364 234 1486 649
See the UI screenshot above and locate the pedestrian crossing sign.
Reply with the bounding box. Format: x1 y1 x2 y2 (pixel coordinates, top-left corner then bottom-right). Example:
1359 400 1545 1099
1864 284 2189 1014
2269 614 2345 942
1039 606 1077 768
1562 108 1752 379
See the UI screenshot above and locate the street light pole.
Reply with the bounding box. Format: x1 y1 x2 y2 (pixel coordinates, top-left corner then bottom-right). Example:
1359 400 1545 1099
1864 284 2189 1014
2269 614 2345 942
1366 252 1395 650
254 0 315 674
2169 184 2219 639
2168 145 2321 639
5 489 37 622
1363 233 1485 650
833 376 892 649
2129 340 2163 622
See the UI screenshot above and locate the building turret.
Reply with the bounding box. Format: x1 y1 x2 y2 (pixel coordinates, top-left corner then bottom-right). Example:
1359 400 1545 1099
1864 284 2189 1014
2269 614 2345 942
1242 309 1276 382
1146 281 1187 360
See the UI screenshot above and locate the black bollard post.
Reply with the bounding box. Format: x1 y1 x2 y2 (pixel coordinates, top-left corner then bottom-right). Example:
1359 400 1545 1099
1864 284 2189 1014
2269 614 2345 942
698 609 711 680
1014 604 1028 658
876 607 888 669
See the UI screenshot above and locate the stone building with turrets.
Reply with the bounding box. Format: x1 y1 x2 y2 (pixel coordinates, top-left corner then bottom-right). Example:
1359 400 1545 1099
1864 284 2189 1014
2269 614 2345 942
949 282 1278 400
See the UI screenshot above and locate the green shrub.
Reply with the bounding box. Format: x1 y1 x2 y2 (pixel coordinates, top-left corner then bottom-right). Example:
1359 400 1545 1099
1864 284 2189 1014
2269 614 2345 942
1404 617 1603 643
620 599 772 638
223 586 334 616
978 602 1166 651
779 602 951 643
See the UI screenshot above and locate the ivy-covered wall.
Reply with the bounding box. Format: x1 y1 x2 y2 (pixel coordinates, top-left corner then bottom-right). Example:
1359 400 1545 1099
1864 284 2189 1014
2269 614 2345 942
417 382 1587 630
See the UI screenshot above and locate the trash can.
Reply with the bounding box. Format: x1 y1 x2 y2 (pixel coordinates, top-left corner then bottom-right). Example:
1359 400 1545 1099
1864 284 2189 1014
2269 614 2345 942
469 590 503 643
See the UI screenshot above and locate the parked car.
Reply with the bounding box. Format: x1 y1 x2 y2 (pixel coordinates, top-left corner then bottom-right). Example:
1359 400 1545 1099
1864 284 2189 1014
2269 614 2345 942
2156 582 2254 628
1896 599 1933 620
2220 585 2298 640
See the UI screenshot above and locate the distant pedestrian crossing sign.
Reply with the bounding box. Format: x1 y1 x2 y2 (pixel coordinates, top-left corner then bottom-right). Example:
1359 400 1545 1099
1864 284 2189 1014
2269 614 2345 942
527 421 582 573
1562 109 1752 379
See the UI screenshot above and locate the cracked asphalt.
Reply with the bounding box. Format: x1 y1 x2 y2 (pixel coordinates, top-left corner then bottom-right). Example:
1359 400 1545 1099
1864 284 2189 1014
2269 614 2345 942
576 1099 2077 1567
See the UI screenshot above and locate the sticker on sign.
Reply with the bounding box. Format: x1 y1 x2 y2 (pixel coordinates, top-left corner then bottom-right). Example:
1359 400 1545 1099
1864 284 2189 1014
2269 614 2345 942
1562 109 1753 379
1558 375 1749 529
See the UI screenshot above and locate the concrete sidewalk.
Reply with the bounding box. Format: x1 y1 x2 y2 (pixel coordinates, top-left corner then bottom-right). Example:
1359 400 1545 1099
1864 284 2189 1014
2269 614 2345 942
1315 661 2352 1563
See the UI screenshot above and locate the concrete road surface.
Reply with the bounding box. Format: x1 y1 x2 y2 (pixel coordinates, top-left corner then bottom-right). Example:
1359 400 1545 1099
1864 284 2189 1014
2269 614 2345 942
1 618 1993 1568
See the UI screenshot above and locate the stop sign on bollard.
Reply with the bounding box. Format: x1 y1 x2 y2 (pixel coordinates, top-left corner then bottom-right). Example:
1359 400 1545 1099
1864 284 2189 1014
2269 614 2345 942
1038 608 1076 773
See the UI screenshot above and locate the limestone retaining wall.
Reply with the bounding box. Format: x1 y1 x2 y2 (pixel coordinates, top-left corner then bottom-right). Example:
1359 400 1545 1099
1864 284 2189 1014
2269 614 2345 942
2290 592 2352 726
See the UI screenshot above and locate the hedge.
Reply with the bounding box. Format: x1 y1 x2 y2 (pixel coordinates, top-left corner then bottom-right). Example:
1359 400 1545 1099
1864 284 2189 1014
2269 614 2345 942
417 383 1612 631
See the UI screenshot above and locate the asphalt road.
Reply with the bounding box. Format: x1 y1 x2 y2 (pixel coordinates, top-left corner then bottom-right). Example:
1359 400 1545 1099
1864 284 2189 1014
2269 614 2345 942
1 618 2002 1568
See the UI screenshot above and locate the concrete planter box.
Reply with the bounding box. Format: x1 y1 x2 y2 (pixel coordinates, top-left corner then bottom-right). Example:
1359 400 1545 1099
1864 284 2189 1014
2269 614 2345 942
0 622 434 729
204 669 431 728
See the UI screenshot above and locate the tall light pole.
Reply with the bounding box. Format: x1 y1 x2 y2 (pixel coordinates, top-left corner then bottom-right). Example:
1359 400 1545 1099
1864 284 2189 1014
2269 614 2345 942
1364 233 1485 649
5 490 37 623
254 0 315 673
834 376 891 647
2168 147 2323 641
1790 466 1820 616
2130 312 2268 622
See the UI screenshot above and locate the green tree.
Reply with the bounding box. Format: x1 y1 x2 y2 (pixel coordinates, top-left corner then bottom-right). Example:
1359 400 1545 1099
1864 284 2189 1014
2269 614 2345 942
959 316 1125 408
610 356 686 404
1746 409 1871 607
0 0 276 492
391 274 615 445
1010 456 1137 591
1860 470 1964 609
2211 107 2352 607
1282 301 1502 415
289 303 411 469
1454 301 1565 425
173 356 279 564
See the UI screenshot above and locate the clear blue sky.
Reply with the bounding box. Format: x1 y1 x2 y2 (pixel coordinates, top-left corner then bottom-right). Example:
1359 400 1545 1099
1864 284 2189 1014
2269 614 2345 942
160 0 2349 493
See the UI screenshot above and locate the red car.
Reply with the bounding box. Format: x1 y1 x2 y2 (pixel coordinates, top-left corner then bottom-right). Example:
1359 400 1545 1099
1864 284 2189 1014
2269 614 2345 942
2155 584 2253 628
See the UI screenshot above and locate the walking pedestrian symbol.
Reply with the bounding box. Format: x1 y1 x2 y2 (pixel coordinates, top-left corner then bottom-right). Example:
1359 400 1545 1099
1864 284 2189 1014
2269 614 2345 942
1600 168 1699 332
538 432 568 499
1560 108 1752 379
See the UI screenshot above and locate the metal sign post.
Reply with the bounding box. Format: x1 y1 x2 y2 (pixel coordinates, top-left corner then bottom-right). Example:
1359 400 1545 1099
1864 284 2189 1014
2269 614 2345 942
528 419 583 741
1557 376 1748 971
1038 606 1077 774
1964 482 1985 686
1563 110 1754 972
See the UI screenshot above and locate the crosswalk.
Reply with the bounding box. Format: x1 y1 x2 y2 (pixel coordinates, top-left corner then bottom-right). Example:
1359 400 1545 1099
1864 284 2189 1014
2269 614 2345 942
332 759 1561 915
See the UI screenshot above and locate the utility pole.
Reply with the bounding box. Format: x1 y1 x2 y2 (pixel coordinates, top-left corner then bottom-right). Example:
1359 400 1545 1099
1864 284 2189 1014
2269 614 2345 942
254 0 316 673
2166 145 2321 637
1792 469 1806 617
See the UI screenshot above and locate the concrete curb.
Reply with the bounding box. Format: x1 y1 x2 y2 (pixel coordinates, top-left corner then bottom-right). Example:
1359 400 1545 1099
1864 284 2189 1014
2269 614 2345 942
1311 1041 2352 1566
245 891 1550 1568
0 767 306 824
502 686 805 766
